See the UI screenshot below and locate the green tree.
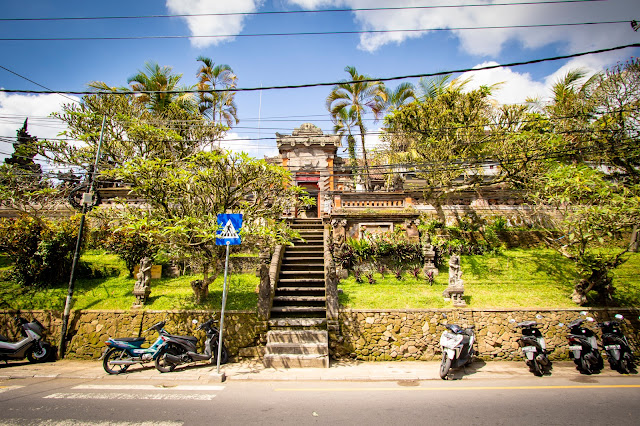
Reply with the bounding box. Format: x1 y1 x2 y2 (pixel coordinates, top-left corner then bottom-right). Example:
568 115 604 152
327 66 387 191
196 56 239 128
533 163 640 305
103 150 312 303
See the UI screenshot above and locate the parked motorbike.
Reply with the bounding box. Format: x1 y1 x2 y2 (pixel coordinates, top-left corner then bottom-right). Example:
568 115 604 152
155 318 229 373
101 320 170 374
511 316 551 376
0 315 53 364
598 314 635 374
439 317 475 380
565 314 603 375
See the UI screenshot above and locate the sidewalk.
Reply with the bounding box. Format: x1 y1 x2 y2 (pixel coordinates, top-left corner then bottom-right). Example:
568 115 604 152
0 358 631 382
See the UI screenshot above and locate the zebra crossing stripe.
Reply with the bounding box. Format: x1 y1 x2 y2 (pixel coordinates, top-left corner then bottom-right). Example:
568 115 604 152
44 393 217 400
72 384 224 391
0 385 24 393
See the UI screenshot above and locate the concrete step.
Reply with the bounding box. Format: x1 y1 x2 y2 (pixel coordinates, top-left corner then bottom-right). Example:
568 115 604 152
268 318 327 328
273 296 326 303
271 306 326 314
265 343 329 356
280 270 324 276
267 330 328 344
278 278 325 286
276 286 325 293
280 263 324 270
263 354 329 368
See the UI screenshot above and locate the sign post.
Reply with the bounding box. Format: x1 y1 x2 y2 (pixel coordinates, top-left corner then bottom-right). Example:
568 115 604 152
215 213 242 374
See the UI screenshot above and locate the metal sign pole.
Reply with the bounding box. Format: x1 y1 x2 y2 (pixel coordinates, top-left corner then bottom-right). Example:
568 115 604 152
217 241 230 374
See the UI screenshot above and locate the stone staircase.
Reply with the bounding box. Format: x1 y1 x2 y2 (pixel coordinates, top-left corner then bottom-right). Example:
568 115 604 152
265 218 329 368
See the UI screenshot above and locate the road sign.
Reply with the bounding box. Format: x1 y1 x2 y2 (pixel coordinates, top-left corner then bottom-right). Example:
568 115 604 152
216 214 242 246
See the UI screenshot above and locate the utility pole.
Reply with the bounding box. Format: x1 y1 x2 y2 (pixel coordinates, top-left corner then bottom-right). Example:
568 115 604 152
58 115 106 359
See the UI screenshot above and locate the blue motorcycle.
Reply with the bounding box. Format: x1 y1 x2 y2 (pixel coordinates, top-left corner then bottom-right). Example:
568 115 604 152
102 320 169 375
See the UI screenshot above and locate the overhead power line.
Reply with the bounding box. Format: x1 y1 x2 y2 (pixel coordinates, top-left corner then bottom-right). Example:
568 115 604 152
0 20 628 42
0 1 605 22
1 43 638 96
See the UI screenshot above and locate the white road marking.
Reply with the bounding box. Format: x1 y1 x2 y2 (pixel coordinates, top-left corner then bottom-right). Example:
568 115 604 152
44 392 217 400
0 385 24 393
72 384 224 391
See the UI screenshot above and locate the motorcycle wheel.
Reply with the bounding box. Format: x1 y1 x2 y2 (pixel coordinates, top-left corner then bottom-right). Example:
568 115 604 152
102 348 130 375
532 359 543 377
620 353 634 374
439 353 452 380
210 344 229 365
580 357 593 375
26 342 52 363
155 345 181 373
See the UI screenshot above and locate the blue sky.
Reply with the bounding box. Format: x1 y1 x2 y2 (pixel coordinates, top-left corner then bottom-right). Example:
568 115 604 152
1 0 638 163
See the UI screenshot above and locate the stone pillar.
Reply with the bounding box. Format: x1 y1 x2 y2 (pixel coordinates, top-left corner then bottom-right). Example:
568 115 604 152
422 233 439 280
257 249 272 321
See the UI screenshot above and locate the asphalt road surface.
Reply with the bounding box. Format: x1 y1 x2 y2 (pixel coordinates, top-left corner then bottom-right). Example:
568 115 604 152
1 375 639 425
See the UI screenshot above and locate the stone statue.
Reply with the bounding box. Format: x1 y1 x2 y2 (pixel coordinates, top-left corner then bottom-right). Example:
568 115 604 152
443 254 466 306
132 257 152 306
422 233 439 279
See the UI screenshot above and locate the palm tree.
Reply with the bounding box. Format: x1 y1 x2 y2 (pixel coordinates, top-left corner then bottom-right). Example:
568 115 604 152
196 56 238 127
126 62 196 116
331 107 359 178
326 66 387 191
384 82 416 111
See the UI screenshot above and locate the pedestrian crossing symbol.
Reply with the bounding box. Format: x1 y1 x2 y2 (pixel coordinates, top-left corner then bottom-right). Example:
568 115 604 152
216 213 242 245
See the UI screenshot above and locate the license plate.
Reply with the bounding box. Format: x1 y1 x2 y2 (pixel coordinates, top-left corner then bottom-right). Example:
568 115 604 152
605 345 621 350
569 345 582 351
522 346 537 353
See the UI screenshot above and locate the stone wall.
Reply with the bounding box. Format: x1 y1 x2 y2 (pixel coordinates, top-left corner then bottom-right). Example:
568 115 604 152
3 308 639 361
0 310 260 360
336 308 640 361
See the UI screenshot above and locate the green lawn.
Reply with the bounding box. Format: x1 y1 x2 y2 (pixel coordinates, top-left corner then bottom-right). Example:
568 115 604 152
0 250 259 311
338 249 640 309
1 248 638 311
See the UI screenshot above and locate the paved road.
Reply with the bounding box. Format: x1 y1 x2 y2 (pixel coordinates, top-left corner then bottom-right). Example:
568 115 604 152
1 375 639 425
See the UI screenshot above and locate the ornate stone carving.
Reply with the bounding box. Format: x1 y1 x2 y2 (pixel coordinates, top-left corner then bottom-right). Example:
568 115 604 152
443 254 466 306
422 233 439 279
132 257 152 306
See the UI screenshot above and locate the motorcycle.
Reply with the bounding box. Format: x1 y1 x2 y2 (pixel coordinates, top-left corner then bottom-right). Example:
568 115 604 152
0 315 53 364
565 313 603 375
598 314 635 374
439 317 475 380
101 320 170 374
510 316 551 376
155 318 229 373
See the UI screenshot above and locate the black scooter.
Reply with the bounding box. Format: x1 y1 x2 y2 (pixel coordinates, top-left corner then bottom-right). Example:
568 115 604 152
598 314 635 374
0 315 53 364
511 317 551 376
565 314 603 375
155 318 229 373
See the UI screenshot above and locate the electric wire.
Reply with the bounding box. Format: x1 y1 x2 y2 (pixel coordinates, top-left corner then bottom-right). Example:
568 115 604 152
0 1 606 22
2 43 638 95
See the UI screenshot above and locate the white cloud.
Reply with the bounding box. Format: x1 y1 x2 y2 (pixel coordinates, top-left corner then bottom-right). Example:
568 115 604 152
287 0 638 59
166 0 264 48
219 131 278 159
459 62 548 105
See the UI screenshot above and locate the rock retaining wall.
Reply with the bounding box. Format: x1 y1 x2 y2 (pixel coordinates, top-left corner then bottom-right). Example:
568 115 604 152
2 308 639 361
0 310 260 360
336 308 640 361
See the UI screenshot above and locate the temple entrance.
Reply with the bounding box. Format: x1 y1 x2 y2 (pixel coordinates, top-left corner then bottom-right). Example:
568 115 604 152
297 175 320 218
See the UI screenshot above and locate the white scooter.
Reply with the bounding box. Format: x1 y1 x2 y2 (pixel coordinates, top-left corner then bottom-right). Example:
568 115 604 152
0 315 53 363
439 314 475 380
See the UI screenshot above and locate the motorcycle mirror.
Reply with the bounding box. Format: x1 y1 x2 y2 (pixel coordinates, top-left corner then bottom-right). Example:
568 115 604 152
442 313 448 319
192 319 198 325
614 314 624 320
580 311 588 316
535 314 543 319
586 317 595 322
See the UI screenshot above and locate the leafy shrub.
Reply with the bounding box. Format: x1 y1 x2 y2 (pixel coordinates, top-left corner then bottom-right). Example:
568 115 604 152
102 228 155 277
0 215 83 287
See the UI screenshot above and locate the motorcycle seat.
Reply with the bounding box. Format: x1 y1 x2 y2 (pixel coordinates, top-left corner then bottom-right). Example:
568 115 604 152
167 334 198 343
517 321 537 328
112 337 146 343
